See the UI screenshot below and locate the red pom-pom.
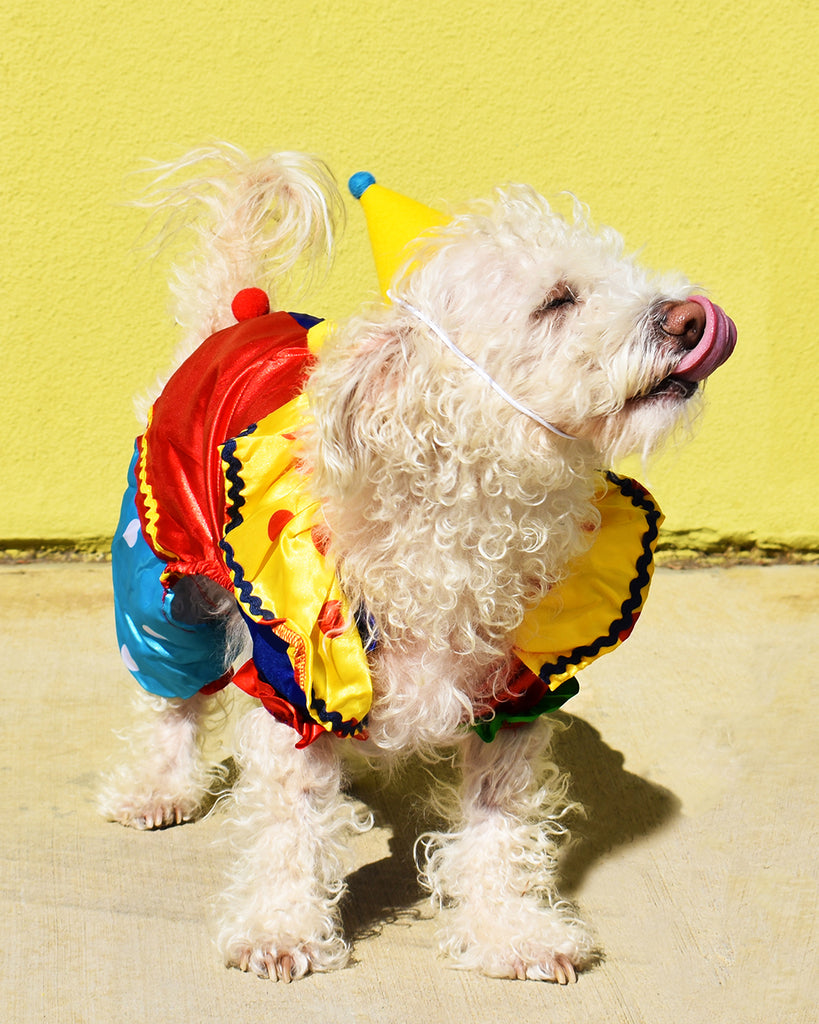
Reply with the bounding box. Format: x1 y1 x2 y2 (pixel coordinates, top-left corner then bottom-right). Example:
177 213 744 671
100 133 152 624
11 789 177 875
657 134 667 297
231 287 270 321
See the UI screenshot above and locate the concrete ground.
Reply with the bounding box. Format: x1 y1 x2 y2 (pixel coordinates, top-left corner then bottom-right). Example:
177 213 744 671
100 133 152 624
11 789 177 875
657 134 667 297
1 562 816 1024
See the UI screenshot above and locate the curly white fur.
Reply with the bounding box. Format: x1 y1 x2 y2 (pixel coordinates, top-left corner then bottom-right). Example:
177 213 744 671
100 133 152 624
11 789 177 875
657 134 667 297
216 712 370 980
103 147 719 984
305 303 602 672
417 720 594 981
132 143 342 421
99 688 226 829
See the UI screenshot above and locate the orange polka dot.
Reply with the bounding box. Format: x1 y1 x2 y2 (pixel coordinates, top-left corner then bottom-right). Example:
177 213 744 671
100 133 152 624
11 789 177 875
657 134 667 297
311 525 331 556
318 600 346 638
268 509 294 545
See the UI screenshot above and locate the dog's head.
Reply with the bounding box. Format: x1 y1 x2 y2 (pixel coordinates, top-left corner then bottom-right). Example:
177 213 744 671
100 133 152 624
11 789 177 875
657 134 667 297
376 185 735 462
308 182 736 513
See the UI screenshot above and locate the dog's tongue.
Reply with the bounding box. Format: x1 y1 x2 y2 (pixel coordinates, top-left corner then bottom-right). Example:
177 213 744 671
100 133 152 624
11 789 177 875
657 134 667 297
673 296 737 382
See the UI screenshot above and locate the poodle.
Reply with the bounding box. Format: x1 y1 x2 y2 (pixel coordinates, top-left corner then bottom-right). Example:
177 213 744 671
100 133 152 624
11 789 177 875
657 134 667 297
100 145 736 984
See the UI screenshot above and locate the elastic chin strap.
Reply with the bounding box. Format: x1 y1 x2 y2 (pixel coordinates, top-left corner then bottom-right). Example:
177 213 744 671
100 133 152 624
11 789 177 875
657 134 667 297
387 291 578 441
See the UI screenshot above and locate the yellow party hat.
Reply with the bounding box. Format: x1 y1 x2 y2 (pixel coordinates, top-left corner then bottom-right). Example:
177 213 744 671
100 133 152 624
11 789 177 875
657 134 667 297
348 172 449 296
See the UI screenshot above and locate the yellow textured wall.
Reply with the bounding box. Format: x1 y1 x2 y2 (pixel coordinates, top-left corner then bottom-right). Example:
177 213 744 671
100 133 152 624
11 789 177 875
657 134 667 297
3 0 817 551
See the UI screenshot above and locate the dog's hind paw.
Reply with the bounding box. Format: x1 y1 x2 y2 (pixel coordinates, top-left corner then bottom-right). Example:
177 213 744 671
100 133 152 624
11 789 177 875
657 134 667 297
109 797 199 830
98 778 209 830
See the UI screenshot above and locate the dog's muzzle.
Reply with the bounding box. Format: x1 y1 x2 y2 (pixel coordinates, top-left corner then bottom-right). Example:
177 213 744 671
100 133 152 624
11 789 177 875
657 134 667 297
663 296 737 382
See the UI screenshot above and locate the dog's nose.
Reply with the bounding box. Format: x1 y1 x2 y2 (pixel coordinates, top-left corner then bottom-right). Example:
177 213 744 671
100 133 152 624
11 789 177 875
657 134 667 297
661 301 707 350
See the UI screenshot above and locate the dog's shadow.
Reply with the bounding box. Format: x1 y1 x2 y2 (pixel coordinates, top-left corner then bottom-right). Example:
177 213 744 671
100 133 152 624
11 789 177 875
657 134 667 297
551 715 681 894
340 714 680 941
340 755 446 940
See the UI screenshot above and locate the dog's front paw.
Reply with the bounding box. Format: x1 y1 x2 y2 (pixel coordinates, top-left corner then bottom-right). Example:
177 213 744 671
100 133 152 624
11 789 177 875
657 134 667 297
440 903 595 983
447 936 587 983
225 935 349 982
491 948 581 984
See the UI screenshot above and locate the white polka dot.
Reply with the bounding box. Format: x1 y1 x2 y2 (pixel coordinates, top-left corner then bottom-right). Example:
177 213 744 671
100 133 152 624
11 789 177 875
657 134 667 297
142 624 168 641
120 644 139 672
123 518 141 548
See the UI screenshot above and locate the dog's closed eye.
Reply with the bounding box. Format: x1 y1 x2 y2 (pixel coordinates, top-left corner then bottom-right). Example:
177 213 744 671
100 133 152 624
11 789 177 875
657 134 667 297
530 284 577 321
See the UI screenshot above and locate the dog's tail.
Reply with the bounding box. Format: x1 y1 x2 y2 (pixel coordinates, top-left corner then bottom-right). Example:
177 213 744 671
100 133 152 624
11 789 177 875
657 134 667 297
134 143 343 416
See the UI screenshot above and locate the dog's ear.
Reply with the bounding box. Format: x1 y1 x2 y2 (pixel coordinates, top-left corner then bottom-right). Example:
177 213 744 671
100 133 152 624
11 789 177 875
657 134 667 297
342 329 405 424
310 324 405 474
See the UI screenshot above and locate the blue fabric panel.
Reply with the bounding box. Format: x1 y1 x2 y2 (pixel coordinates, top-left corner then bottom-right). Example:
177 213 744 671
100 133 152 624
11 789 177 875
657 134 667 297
111 446 229 699
238 608 309 714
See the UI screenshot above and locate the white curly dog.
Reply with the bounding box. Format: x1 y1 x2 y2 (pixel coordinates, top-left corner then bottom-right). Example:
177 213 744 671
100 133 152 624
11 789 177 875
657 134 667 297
101 146 735 984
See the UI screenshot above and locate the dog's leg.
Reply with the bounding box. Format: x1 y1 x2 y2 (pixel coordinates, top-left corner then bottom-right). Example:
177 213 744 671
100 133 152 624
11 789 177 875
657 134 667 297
217 707 366 981
419 718 595 982
99 688 221 829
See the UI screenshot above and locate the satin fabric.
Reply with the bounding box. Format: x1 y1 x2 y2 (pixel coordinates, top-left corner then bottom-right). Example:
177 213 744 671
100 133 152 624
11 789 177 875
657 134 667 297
134 311 320 587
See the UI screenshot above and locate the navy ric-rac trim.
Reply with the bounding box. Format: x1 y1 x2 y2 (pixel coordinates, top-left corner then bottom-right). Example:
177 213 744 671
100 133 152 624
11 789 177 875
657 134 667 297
219 423 278 622
309 697 365 737
535 470 661 685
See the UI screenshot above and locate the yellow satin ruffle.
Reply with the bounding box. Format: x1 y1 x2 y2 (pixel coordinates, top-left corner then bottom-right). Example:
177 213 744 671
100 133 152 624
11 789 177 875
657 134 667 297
219 394 371 734
516 476 663 687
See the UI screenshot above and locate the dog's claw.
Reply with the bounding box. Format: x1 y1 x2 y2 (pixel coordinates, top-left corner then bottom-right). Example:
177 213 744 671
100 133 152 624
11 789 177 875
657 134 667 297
553 955 577 985
278 954 294 982
129 802 194 830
